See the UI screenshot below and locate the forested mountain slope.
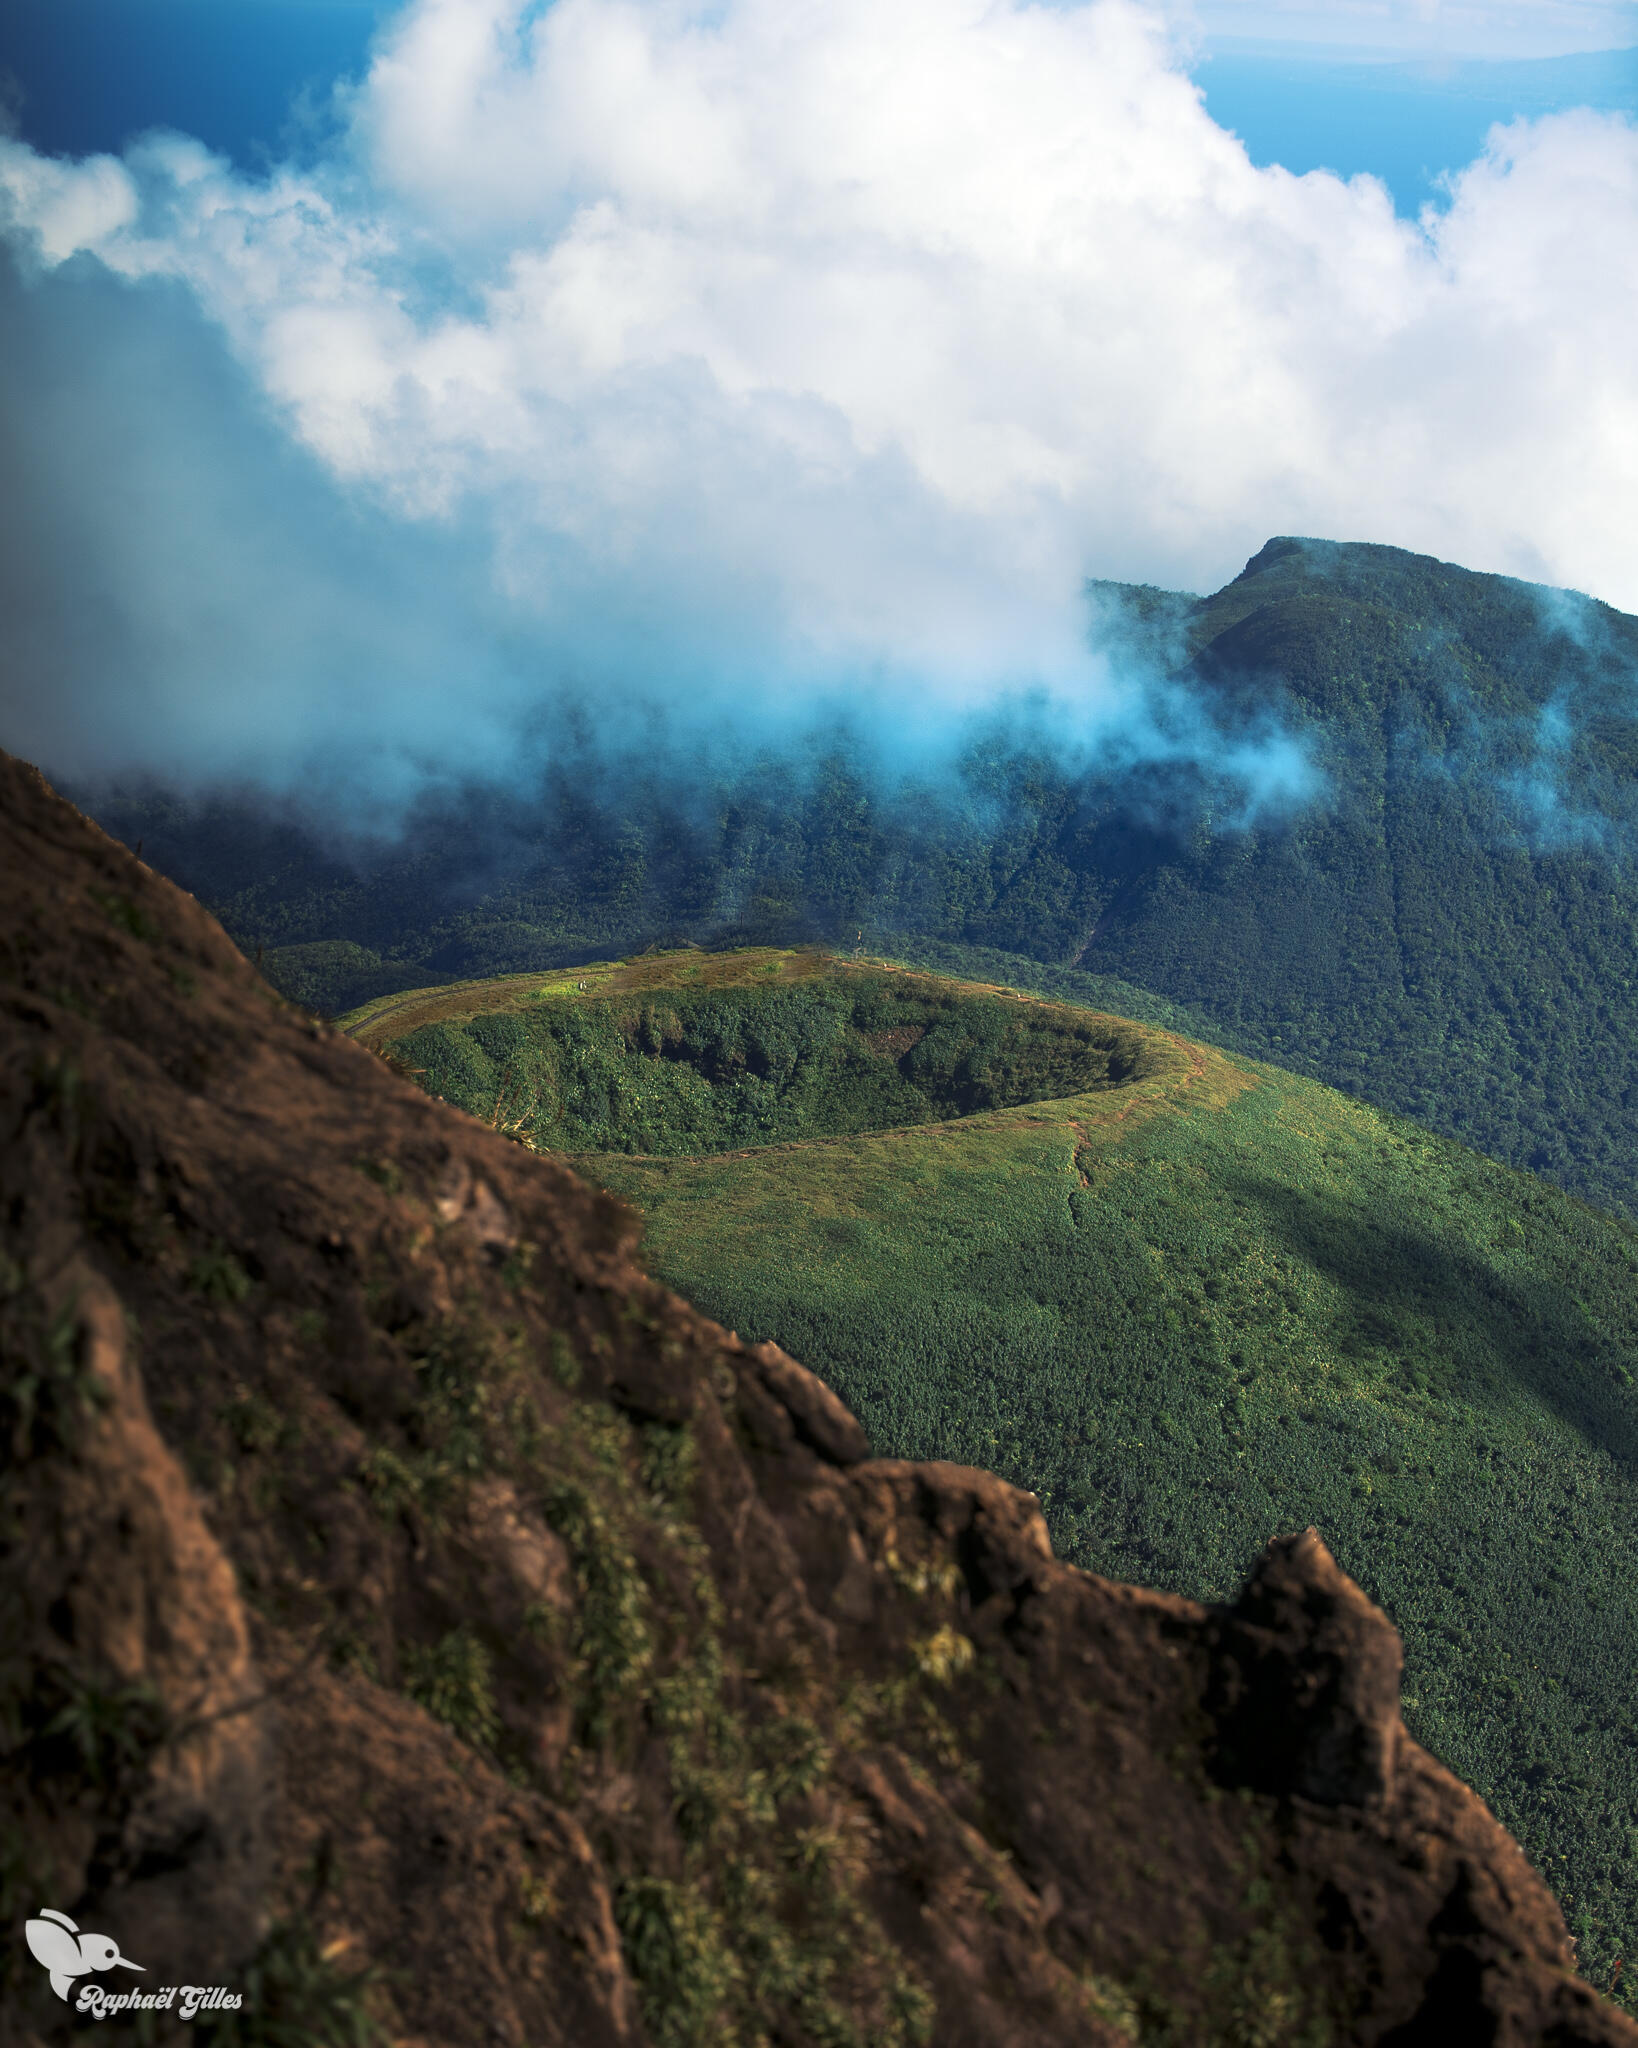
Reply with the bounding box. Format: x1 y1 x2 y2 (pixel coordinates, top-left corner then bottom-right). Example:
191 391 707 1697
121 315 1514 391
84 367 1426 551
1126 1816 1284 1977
89 537 1638 1215
1072 539 1638 1215
11 752 1638 2044
357 946 1638 2002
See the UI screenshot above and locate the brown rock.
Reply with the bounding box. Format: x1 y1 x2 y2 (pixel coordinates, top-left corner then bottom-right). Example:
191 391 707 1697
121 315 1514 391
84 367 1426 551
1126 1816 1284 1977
1210 1523 1404 1807
745 1338 873 1466
0 747 1630 2048
1 1262 269 2017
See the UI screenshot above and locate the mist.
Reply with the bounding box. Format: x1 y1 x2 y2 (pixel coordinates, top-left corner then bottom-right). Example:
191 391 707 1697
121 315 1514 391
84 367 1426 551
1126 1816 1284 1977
2 0 1637 833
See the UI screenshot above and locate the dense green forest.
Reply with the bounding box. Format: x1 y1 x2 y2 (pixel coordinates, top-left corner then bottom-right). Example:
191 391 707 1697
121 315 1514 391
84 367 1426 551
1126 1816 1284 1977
372 954 1638 2005
94 536 1638 1218
377 955 1160 1155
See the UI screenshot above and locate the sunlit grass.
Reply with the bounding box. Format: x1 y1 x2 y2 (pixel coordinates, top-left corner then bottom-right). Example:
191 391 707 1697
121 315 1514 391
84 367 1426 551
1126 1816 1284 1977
375 946 1638 2000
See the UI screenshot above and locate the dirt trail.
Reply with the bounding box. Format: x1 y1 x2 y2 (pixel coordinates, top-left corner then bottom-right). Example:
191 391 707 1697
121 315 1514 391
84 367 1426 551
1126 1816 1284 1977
341 986 440 1038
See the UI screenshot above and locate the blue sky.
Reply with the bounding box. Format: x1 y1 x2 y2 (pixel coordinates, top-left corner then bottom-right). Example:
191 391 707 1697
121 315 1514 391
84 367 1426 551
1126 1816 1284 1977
0 2 382 167
1 1 1635 800
4 1 1632 212
1203 44 1636 210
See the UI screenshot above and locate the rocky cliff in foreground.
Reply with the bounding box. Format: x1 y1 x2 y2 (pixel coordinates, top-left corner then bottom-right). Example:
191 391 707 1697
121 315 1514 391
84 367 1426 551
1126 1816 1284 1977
0 748 1630 2047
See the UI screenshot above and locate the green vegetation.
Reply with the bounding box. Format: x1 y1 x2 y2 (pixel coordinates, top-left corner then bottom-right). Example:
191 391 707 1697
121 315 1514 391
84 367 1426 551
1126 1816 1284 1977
501 1393 942 2047
385 952 1638 2003
100 537 1638 1222
187 1911 385 2047
189 1244 254 1305
400 1628 501 1753
28 1672 168 1795
81 536 1638 2015
272 1265 953 2043
254 940 437 1016
0 1258 111 1461
373 955 1158 1157
1066 541 1638 1223
90 889 159 945
353 1310 525 1532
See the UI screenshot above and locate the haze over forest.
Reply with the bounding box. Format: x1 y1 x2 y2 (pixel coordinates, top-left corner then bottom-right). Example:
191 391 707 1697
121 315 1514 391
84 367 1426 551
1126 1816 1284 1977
7 2 1638 1204
2 0 1637 821
6 3 1638 2039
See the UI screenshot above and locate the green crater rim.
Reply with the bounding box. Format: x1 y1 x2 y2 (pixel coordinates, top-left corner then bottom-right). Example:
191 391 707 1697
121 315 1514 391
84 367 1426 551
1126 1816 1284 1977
364 948 1171 1158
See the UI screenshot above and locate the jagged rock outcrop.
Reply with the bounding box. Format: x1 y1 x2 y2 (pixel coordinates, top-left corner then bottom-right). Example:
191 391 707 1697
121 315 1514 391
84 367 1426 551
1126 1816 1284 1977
0 747 1630 2047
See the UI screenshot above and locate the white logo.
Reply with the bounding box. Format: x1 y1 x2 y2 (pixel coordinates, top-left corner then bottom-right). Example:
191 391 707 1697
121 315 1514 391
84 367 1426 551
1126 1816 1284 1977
24 1910 144 2001
23 1910 244 2022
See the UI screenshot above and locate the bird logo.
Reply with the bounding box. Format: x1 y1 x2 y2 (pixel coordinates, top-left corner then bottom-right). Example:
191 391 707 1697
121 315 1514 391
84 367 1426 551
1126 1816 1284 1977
24 1909 145 2001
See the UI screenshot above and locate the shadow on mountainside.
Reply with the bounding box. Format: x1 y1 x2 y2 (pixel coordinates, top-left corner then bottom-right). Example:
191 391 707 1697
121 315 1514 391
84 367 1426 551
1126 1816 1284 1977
1 747 1634 2047
1226 1167 1638 1468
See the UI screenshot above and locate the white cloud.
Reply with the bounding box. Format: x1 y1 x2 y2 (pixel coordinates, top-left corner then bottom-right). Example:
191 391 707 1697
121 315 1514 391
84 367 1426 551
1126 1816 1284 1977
1 0 1636 782
0 145 137 265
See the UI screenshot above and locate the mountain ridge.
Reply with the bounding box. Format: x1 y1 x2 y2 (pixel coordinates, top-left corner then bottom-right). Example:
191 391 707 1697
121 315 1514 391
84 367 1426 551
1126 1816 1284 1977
85 535 1638 1218
4 747 1635 2043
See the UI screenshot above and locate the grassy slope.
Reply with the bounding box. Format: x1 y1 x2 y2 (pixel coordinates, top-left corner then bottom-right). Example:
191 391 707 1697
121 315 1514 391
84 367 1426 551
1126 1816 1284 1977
341 945 836 1045
365 949 1638 1996
495 976 1637 2004
103 539 1638 1220
348 948 1164 1159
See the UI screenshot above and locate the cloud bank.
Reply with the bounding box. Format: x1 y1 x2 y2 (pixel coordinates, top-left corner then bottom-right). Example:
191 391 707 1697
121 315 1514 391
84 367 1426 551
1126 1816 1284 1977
1 0 1636 803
